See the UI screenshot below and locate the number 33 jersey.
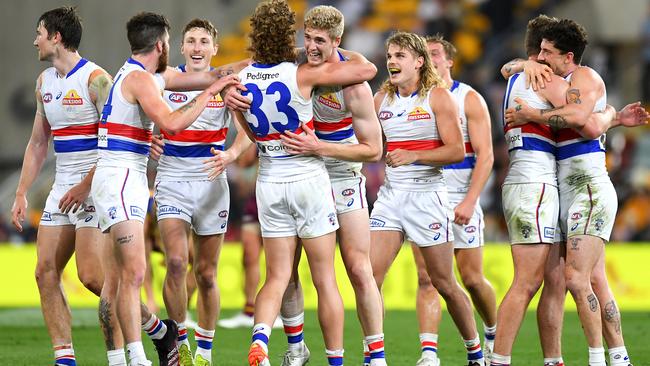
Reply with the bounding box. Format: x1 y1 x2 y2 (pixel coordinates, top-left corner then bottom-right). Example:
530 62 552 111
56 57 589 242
239 62 325 182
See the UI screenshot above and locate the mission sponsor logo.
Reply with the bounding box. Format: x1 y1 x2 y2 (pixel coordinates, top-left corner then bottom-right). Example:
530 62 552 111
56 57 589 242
317 93 341 110
207 94 225 108
168 93 188 103
62 89 83 105
407 106 431 121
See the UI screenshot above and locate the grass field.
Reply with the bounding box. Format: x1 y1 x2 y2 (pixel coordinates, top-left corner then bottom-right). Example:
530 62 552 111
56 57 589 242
1 308 648 365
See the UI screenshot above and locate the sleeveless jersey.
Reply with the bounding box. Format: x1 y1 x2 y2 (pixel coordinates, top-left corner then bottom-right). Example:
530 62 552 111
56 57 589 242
158 65 231 181
238 62 324 183
442 80 476 194
312 51 362 179
378 89 445 191
97 58 161 173
41 58 102 184
556 71 609 190
502 72 557 185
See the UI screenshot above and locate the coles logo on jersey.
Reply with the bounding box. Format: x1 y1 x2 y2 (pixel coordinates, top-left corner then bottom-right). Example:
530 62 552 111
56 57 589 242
169 93 188 103
62 89 83 105
207 94 225 108
43 93 53 103
407 106 431 121
317 93 341 110
378 110 393 120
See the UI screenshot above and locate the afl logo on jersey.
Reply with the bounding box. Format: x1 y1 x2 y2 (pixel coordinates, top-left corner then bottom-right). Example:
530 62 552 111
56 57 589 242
378 111 393 120
169 93 188 103
218 210 228 218
429 222 442 230
43 93 53 103
464 225 477 233
341 188 355 197
571 212 582 220
62 89 83 105
407 107 431 121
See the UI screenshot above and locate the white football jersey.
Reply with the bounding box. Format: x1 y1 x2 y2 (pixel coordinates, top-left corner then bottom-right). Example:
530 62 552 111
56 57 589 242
41 58 102 183
238 62 325 182
442 80 476 194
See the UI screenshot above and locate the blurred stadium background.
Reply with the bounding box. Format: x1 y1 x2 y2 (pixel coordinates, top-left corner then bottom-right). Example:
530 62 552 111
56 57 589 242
1 0 649 363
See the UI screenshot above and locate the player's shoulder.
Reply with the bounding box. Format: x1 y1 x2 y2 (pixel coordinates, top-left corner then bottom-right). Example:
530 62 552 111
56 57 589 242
572 65 604 84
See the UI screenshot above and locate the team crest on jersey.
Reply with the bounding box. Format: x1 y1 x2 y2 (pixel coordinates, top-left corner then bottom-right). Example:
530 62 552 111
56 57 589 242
207 94 225 108
407 106 431 121
43 93 53 103
317 93 341 110
168 93 188 103
378 111 393 120
62 89 83 105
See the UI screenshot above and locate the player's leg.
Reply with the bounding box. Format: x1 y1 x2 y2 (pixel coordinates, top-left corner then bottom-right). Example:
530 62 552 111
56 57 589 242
455 247 497 351
192 233 224 365
339 208 386 365
74 226 104 296
159 218 192 323
280 243 308 366
249 236 299 365
412 245 442 366
537 241 567 366
98 231 127 366
35 224 76 365
491 244 550 364
420 242 483 365
564 235 604 362
591 247 632 366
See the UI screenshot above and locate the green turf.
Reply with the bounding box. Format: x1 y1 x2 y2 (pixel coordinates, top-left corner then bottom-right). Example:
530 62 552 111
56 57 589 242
0 308 648 365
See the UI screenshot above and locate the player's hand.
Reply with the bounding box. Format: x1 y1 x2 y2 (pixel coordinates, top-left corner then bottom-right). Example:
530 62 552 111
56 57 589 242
523 60 553 91
453 199 476 226
59 181 90 214
203 146 234 180
505 97 533 127
11 194 28 232
386 149 417 168
150 134 164 161
617 102 649 128
208 74 241 96
281 122 321 155
223 84 251 112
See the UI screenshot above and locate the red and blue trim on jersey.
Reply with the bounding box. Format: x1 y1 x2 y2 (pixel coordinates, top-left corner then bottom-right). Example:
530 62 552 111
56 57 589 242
52 123 98 153
255 120 314 142
555 128 604 160
100 122 152 156
314 117 355 141
161 128 228 158
386 139 443 152
445 142 476 170
504 123 556 154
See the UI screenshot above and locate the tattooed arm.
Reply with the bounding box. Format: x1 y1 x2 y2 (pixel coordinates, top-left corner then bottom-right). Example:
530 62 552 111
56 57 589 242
500 57 553 90
505 67 605 130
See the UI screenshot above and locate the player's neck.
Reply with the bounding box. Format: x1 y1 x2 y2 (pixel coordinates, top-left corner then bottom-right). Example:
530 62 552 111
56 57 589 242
52 50 82 78
562 64 578 78
442 74 453 88
130 53 159 74
397 78 419 97
325 48 340 63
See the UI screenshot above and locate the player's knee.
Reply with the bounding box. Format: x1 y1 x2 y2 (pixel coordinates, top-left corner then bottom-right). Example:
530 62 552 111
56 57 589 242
77 269 103 296
166 255 188 279
195 266 216 290
564 267 588 292
416 274 435 292
460 273 482 292
34 262 59 287
347 262 373 291
120 266 145 288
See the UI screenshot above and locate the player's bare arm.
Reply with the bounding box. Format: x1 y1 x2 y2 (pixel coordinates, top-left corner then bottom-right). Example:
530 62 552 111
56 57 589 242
386 88 463 168
506 67 603 129
298 56 377 97
162 58 250 91
204 111 254 180
501 58 553 90
124 70 239 134
453 90 493 225
12 73 52 231
281 82 382 162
